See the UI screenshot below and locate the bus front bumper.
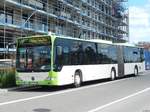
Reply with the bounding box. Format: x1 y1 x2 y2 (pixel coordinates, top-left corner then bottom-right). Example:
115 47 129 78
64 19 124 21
16 71 59 86
16 80 58 86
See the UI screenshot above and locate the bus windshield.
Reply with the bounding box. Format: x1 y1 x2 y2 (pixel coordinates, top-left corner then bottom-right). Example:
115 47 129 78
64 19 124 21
16 45 51 72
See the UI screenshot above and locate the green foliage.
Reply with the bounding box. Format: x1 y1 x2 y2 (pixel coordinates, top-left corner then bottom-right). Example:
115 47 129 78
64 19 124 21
0 68 16 88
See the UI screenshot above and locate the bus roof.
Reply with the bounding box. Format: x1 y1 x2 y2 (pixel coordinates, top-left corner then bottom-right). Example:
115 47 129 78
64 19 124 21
115 43 137 47
90 39 113 44
116 43 144 48
55 35 113 45
17 34 113 45
17 35 49 40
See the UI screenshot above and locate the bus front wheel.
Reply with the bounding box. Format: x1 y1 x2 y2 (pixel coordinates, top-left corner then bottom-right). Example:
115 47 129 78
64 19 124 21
74 71 82 88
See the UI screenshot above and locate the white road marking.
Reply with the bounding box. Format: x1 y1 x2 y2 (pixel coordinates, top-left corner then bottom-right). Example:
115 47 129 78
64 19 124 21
0 77 129 106
87 87 150 112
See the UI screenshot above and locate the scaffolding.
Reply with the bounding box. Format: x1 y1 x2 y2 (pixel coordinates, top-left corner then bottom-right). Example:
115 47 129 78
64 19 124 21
112 0 129 41
0 0 129 59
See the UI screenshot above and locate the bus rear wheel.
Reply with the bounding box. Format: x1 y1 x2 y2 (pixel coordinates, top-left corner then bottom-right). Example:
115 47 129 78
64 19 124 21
134 67 138 76
111 69 116 80
74 72 82 88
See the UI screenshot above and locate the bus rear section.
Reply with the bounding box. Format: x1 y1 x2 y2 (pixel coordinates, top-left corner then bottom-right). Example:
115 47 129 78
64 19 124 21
117 45 145 77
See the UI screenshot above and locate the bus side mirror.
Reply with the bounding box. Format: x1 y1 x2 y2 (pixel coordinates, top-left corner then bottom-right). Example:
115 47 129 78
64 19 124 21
56 46 63 56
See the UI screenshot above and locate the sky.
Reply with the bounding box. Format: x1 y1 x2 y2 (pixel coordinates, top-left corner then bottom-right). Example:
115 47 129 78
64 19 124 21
129 0 150 43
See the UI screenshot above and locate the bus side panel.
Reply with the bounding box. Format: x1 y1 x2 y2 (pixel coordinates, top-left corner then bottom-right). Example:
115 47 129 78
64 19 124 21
81 64 118 81
56 66 75 86
140 62 145 73
124 63 136 75
124 63 145 75
57 64 118 85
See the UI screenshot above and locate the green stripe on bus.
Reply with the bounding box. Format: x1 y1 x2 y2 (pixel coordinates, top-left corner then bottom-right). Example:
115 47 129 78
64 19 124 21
49 71 58 85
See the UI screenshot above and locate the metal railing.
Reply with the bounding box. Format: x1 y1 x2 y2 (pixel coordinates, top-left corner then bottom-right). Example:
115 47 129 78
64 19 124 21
0 59 15 68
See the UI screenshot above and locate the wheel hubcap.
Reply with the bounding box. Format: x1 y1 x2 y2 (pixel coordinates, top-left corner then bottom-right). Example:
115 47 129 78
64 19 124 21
111 71 115 80
135 69 138 75
75 75 80 85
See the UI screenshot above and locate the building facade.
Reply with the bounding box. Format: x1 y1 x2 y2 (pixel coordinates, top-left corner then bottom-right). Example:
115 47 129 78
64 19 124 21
0 0 129 59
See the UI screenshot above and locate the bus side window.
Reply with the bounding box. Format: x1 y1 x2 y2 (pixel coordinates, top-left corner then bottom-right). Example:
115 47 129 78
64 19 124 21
56 46 63 56
63 46 70 65
56 45 63 66
140 48 145 62
70 41 79 65
84 43 96 64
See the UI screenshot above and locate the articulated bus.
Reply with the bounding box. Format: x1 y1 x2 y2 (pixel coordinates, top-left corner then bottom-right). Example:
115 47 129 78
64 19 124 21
16 35 145 87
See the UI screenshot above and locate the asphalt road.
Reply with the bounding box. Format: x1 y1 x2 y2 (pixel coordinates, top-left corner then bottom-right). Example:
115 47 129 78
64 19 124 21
0 71 150 112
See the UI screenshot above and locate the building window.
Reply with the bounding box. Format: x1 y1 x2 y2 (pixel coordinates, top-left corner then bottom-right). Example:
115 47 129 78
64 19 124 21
0 8 5 24
102 5 104 12
5 8 13 24
22 13 28 28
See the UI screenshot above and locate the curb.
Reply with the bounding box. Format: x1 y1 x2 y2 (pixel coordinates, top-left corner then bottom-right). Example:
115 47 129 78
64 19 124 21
0 89 8 93
6 85 41 91
0 86 21 93
0 85 40 93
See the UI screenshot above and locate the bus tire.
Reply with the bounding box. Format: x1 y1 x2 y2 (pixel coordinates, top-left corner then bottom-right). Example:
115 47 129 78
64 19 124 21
134 67 138 76
111 68 116 80
74 71 82 88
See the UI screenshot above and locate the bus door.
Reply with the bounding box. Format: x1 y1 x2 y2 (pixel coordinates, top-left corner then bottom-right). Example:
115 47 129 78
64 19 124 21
117 46 124 77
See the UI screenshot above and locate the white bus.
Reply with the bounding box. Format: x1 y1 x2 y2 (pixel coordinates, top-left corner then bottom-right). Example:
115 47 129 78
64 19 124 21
16 35 145 87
